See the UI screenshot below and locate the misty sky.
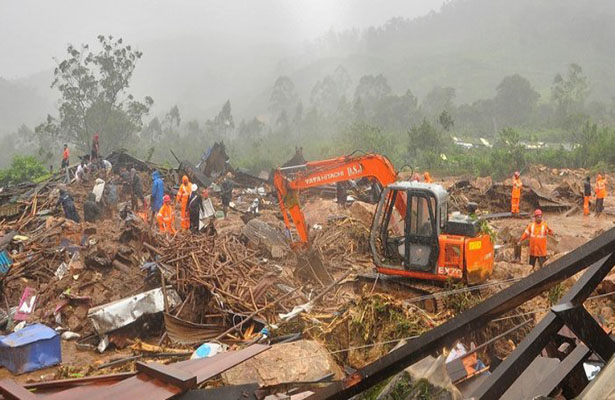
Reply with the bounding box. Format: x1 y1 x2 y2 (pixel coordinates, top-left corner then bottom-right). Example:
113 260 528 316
0 0 444 79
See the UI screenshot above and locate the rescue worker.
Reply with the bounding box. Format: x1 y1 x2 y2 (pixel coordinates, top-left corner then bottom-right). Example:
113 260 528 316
91 133 100 162
101 159 112 177
56 189 80 222
75 161 88 183
157 195 176 234
519 209 553 270
188 184 204 233
120 167 131 201
151 170 164 224
61 144 70 183
511 171 522 215
595 174 607 215
583 176 591 216
221 172 234 216
102 178 118 219
423 172 433 183
131 168 145 210
176 175 192 230
83 193 101 222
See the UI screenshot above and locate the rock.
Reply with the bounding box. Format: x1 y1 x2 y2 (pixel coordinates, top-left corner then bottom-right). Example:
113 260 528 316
597 277 615 295
222 340 343 386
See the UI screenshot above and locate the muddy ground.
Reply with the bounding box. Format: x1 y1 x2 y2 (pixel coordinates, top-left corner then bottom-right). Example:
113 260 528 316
1 166 615 389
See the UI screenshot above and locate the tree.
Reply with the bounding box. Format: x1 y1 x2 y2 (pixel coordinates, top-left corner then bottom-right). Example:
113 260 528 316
489 128 526 177
494 74 540 127
551 63 590 131
0 156 48 186
206 100 235 139
371 90 420 131
422 87 456 118
407 119 448 168
164 105 181 132
438 110 454 131
142 117 162 143
270 76 298 116
36 35 153 153
353 74 392 114
310 66 352 115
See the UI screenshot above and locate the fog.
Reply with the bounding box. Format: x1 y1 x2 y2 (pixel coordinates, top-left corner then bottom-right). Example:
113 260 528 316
2 0 615 172
0 0 442 79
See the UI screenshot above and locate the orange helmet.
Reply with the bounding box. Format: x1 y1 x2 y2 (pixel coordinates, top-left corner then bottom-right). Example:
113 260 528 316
163 195 171 203
534 209 542 217
182 175 189 184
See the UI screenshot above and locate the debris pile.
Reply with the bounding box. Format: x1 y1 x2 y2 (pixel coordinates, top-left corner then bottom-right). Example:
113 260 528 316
1 153 614 400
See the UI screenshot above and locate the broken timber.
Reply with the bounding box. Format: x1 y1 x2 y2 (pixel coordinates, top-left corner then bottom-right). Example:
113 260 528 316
306 227 615 400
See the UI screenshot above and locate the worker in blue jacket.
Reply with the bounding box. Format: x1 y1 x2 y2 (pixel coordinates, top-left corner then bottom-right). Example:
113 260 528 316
151 170 164 223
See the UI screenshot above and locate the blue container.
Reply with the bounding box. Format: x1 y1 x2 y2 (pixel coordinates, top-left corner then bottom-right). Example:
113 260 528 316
0 323 61 374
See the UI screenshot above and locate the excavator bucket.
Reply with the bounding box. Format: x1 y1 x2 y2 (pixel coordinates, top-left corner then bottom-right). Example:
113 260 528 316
295 249 333 286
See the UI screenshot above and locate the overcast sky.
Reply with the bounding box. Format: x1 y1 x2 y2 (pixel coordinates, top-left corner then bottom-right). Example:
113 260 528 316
0 0 444 79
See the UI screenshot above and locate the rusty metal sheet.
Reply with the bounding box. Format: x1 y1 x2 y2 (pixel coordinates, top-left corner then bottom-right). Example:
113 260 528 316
44 374 182 400
163 313 226 345
0 379 37 400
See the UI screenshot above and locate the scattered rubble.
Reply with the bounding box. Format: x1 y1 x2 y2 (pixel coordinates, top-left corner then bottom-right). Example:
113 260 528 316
0 157 613 400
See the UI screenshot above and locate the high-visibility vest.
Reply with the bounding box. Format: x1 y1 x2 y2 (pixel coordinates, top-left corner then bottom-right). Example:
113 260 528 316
157 204 175 232
176 183 191 204
521 222 551 257
596 179 607 199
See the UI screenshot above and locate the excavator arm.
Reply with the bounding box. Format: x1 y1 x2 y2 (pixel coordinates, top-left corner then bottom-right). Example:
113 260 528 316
273 153 404 247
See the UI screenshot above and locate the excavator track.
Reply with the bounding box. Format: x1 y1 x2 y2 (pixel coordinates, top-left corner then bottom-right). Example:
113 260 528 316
356 273 446 313
355 273 491 314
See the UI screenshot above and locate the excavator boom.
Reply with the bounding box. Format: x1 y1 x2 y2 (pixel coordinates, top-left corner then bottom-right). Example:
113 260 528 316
273 153 403 246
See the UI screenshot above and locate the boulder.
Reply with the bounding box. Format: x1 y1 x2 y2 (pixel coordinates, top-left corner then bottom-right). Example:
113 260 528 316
222 340 343 386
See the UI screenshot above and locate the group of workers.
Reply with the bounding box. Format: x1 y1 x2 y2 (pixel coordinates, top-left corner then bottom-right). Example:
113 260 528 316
511 171 608 217
58 133 236 235
155 172 233 234
511 171 609 270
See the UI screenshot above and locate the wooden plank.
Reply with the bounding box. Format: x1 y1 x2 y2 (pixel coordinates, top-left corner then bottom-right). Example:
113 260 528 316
0 379 37 400
136 362 197 390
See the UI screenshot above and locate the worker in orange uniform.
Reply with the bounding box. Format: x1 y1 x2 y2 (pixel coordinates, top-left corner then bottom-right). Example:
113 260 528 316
519 209 553 270
583 176 591 216
511 171 522 215
157 195 176 234
61 144 70 183
595 174 607 215
423 172 433 183
176 175 192 230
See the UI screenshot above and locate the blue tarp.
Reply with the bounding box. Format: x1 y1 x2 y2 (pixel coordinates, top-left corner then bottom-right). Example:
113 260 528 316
0 324 61 374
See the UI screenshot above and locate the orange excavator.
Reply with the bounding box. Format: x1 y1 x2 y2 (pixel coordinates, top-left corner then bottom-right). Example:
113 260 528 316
273 153 494 287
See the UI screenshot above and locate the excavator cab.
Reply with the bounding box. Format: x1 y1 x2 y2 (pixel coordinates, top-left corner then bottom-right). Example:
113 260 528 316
371 182 447 274
370 181 492 284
